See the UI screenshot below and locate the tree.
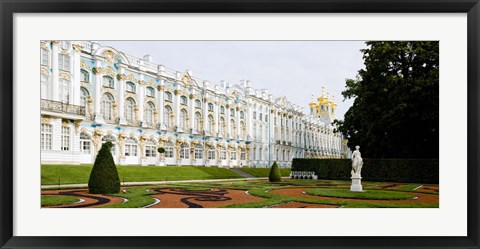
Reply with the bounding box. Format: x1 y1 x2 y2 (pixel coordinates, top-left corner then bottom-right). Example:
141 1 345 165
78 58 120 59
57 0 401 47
268 161 282 182
88 141 121 194
334 41 439 159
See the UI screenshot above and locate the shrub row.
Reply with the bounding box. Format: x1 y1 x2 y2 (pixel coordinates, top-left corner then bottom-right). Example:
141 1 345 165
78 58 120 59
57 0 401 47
291 158 438 184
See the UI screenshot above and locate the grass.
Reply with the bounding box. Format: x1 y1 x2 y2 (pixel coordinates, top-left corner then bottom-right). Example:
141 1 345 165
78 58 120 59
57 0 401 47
104 187 157 208
41 195 80 206
305 188 416 200
41 165 244 185
239 168 291 177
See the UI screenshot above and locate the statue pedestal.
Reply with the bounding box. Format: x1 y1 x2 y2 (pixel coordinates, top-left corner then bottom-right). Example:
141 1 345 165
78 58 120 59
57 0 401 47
350 175 363 192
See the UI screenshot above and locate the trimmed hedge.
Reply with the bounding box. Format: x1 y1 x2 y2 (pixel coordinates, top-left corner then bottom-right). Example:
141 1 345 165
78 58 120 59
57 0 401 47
291 158 438 184
268 161 282 182
88 141 121 194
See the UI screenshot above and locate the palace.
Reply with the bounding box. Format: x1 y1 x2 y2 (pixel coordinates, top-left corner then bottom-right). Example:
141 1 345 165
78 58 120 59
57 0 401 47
40 41 350 167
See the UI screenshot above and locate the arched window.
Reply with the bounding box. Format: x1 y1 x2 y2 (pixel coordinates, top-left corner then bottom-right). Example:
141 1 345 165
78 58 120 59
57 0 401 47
103 76 114 88
194 144 203 159
41 48 49 66
230 108 235 117
81 70 89 83
180 143 189 159
240 111 245 119
125 138 138 157
220 106 225 114
125 98 136 122
253 123 257 138
145 140 156 158
80 132 91 154
41 75 49 99
230 119 235 135
208 103 214 112
164 105 173 129
240 121 246 138
102 135 116 155
180 109 188 129
164 142 174 158
207 115 214 132
180 96 188 105
145 101 155 126
219 117 225 136
253 111 257 119
59 79 70 103
195 99 201 109
101 93 114 122
164 91 173 102
194 112 202 131
80 87 89 109
58 54 70 72
146 87 155 97
126 82 136 93
252 146 256 160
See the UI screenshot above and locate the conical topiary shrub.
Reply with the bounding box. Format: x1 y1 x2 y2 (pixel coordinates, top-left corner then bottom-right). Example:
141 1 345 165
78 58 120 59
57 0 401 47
88 141 120 194
268 161 282 182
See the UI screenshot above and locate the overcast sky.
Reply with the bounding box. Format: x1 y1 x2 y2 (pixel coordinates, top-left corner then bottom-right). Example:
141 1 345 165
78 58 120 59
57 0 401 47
98 41 367 120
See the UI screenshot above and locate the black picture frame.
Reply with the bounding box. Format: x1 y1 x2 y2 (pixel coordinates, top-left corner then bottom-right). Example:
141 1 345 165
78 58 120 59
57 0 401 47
1 0 479 248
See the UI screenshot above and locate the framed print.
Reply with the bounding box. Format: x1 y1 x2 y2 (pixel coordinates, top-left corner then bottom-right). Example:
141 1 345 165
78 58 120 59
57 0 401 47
1 0 479 248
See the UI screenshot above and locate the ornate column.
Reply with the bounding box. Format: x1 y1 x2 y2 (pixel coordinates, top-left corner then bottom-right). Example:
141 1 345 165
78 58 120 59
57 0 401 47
117 65 127 125
236 107 241 139
189 91 195 132
72 45 81 106
157 79 165 130
202 94 208 132
214 100 219 136
174 86 181 129
51 41 60 101
226 104 231 138
138 75 145 127
93 58 104 124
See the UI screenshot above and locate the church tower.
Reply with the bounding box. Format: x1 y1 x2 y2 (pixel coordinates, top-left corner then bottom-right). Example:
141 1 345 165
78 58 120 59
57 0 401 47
308 86 337 123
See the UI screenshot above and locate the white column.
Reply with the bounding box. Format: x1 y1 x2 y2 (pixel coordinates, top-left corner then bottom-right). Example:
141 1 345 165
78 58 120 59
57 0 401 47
247 103 253 138
189 92 195 131
203 94 208 132
117 65 127 125
236 109 241 139
175 87 181 129
93 58 104 124
158 79 165 130
51 41 59 101
214 100 219 136
226 105 231 138
138 75 145 127
71 48 80 106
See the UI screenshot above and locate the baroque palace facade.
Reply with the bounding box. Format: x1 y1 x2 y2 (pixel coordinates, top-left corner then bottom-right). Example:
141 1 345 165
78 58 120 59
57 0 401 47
40 41 350 167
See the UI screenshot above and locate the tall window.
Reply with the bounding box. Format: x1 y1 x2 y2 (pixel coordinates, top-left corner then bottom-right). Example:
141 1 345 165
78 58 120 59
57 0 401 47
103 76 114 88
220 147 227 160
180 109 188 129
220 106 225 114
41 124 52 150
265 114 268 122
125 98 136 122
145 140 156 157
145 101 155 126
253 111 257 119
219 117 225 136
194 112 202 131
80 132 91 154
102 135 116 155
164 142 174 158
207 147 215 160
195 99 201 109
230 119 235 135
61 126 70 151
240 148 246 160
240 111 245 119
207 115 214 132
164 105 173 129
230 109 235 117
146 87 155 97
80 87 89 109
208 103 214 112
41 75 48 99
125 138 138 157
180 143 189 159
101 93 114 122
59 79 70 103
230 150 237 160
180 96 188 105
58 54 70 71
240 121 246 138
164 91 173 102
252 146 256 160
194 144 203 159
41 49 49 66
80 70 89 83
126 82 135 93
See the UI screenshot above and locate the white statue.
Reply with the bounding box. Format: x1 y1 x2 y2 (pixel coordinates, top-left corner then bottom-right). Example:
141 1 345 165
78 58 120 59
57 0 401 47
351 145 363 177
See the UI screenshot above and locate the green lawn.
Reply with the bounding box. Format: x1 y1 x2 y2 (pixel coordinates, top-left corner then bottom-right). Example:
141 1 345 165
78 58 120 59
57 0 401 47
239 168 291 177
42 165 243 185
41 195 80 206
